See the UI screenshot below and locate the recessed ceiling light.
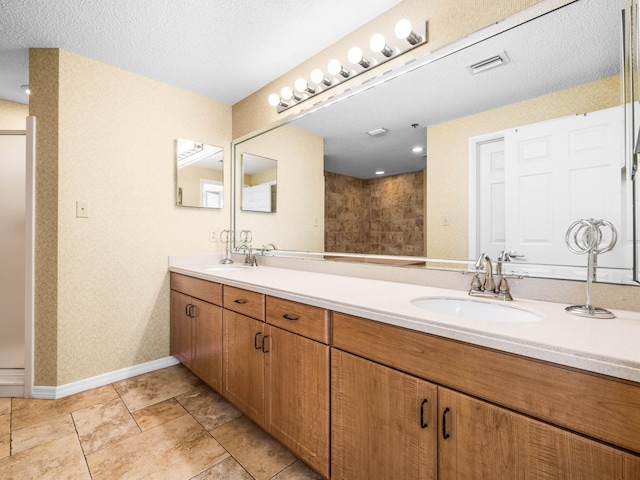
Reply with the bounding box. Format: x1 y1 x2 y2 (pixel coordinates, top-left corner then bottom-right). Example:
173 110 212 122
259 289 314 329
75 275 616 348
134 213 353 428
21 85 30 95
375 170 385 175
412 146 424 153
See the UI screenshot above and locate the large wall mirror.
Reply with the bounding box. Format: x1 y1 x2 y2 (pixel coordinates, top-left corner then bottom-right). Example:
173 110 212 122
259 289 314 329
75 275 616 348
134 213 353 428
176 138 224 208
232 0 640 285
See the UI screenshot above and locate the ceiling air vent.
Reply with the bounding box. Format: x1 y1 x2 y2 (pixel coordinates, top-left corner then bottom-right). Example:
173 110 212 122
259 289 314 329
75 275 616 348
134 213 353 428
466 51 510 75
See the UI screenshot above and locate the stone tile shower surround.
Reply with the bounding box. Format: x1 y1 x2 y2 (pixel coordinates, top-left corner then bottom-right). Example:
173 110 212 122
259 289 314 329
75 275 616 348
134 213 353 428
325 170 424 255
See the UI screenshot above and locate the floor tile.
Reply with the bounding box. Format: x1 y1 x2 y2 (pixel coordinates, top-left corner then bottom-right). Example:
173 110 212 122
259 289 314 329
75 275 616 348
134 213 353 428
131 397 187 431
11 384 118 430
192 456 254 479
0 413 9 459
113 364 203 411
212 416 296 480
176 384 241 431
72 397 141 455
0 433 91 480
0 398 10 415
271 460 324 479
85 413 228 480
11 413 76 454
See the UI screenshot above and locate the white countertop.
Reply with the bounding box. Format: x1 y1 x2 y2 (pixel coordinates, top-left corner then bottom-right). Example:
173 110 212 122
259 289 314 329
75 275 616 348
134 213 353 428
169 255 640 383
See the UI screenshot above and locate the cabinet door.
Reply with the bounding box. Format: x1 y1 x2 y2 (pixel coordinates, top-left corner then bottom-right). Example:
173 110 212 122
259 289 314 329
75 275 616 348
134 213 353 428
264 326 330 478
331 349 437 480
223 310 265 425
191 299 223 392
170 290 192 366
438 387 629 480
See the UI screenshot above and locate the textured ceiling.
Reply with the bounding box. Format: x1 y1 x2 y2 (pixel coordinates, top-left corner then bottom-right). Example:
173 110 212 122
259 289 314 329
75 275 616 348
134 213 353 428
0 0 402 105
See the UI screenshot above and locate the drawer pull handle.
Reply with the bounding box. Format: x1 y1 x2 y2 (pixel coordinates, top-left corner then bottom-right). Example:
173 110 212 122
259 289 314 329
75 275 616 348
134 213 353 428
261 335 271 353
254 332 262 350
442 407 451 439
234 299 249 305
185 304 191 317
283 314 299 321
420 399 429 429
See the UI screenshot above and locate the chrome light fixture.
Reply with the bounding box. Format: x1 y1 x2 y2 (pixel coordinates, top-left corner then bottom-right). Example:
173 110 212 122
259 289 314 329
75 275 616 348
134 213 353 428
327 59 350 78
348 47 371 68
310 68 332 87
269 19 428 112
395 19 422 45
370 34 394 57
295 78 315 95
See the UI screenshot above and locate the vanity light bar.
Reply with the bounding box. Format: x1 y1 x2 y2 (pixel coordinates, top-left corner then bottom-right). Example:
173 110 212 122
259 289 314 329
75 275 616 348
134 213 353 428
269 19 428 113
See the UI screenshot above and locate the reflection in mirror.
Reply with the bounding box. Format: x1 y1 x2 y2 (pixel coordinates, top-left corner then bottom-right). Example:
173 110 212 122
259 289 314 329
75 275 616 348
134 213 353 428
233 0 637 284
176 139 224 208
242 153 277 212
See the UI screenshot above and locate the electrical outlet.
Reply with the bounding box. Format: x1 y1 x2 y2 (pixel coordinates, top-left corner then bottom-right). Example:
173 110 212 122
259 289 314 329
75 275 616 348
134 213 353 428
209 230 217 242
76 201 89 218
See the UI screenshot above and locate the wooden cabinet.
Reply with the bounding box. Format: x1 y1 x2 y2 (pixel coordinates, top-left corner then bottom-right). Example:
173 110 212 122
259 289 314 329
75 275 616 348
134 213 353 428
264 320 329 478
222 309 265 424
222 293 330 478
332 311 640 479
170 273 223 391
331 349 437 480
438 387 638 480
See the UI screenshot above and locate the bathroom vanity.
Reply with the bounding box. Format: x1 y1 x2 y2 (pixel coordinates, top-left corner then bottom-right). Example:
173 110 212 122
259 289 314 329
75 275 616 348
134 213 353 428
169 259 640 479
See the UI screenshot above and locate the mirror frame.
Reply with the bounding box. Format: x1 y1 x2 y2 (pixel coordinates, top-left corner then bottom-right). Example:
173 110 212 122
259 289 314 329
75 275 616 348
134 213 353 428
231 0 640 285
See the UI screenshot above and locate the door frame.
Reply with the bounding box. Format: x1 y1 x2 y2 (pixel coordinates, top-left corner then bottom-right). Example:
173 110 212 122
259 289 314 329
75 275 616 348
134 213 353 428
0 117 35 398
468 131 506 261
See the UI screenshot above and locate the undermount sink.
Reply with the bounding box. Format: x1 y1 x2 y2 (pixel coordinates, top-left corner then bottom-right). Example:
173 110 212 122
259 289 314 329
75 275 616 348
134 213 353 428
411 297 541 323
202 265 250 272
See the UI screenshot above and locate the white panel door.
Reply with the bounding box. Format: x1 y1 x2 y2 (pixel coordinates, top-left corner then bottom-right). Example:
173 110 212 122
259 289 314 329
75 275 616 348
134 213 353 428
503 106 624 268
0 134 26 368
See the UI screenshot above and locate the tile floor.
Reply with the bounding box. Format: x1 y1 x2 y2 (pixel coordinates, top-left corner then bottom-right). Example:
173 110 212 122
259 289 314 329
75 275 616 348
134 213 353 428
0 364 323 480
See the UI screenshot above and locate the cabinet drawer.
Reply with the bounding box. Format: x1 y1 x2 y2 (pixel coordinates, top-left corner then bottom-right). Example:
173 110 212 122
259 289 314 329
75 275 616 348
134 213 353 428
266 296 329 344
224 285 265 321
171 273 222 306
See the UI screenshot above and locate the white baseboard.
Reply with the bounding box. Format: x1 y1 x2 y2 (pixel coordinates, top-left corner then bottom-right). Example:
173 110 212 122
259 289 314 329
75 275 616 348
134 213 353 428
0 369 25 397
32 356 180 399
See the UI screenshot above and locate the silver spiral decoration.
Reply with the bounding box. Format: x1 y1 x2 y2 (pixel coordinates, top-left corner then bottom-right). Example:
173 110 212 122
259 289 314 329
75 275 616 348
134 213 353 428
565 218 617 256
564 218 617 319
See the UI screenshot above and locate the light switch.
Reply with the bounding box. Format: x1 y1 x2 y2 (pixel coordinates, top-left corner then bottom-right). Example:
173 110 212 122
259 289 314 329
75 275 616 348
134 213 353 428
76 201 89 218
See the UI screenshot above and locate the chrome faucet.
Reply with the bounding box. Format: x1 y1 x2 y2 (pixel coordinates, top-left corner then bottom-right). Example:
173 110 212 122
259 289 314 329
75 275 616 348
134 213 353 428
468 251 520 301
236 243 258 267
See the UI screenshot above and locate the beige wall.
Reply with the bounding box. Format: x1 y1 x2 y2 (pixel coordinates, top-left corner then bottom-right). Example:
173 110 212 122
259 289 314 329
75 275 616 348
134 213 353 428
235 124 324 251
427 75 620 259
30 49 232 386
0 99 29 129
232 0 545 139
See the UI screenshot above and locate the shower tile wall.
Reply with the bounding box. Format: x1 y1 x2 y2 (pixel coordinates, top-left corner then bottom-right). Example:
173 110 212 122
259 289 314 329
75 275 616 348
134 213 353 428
325 171 424 255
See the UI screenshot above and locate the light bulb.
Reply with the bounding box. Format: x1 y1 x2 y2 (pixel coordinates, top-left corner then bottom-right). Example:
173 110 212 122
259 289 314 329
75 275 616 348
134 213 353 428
370 33 394 57
328 59 349 78
348 47 370 68
395 19 421 45
268 93 281 107
310 68 331 86
281 87 294 100
295 78 315 94
412 146 424 153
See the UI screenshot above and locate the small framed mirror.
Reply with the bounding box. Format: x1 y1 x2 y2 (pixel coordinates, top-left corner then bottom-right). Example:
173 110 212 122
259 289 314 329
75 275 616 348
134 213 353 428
241 153 277 212
176 138 224 208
